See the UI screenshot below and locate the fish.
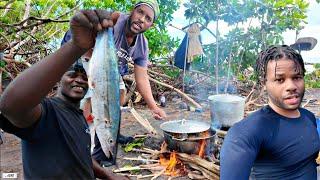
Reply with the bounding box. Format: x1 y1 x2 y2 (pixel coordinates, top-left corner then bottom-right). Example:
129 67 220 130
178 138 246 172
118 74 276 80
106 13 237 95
89 28 120 164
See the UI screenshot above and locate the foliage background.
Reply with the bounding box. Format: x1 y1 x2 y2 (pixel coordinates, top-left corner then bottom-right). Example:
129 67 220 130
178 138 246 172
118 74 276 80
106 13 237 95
0 0 318 88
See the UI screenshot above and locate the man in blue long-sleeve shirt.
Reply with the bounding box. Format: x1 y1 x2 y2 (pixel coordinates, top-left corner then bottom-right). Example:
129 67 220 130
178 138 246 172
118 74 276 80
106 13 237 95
220 45 320 179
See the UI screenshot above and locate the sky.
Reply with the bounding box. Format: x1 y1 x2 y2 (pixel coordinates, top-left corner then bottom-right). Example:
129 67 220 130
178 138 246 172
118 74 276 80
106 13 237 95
167 0 320 64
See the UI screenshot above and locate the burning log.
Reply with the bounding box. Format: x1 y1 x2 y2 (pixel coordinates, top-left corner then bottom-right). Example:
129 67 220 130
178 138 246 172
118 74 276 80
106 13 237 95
177 153 220 174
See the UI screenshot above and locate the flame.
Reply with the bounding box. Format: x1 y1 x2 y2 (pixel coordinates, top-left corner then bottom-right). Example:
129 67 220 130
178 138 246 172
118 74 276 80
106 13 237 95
159 151 185 176
198 130 210 158
198 139 206 158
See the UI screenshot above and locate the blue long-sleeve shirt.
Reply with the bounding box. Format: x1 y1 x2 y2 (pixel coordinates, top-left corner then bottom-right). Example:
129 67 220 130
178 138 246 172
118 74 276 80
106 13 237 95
220 106 320 180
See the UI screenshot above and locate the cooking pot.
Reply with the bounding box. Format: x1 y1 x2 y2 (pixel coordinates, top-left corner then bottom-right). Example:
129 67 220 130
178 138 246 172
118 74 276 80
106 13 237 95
208 94 245 127
160 119 216 154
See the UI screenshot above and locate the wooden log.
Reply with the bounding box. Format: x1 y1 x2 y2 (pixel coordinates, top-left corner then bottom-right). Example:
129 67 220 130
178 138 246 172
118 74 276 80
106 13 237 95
177 153 220 173
123 157 160 163
128 62 173 80
187 163 219 179
113 164 164 173
137 174 158 179
123 75 202 109
151 168 166 180
148 77 202 109
188 171 206 179
130 107 160 136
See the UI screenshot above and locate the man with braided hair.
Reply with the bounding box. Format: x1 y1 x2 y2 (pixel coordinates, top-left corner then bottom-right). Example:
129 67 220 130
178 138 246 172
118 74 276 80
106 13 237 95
220 45 320 179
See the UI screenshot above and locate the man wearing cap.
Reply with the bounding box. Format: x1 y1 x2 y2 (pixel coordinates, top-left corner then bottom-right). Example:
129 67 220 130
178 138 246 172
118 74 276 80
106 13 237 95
61 1 167 166
0 9 128 179
61 0 165 120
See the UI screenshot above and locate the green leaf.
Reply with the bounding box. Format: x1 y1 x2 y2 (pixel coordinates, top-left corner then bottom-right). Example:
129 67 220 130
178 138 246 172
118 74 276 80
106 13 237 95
123 138 146 152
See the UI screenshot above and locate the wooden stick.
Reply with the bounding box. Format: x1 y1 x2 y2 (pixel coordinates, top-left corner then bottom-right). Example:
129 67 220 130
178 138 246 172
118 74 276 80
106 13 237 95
128 62 173 80
148 69 173 80
188 171 206 179
187 162 219 179
113 164 164 173
123 157 160 163
302 99 311 108
130 107 160 135
137 174 158 179
177 153 220 172
151 168 166 180
148 77 202 109
133 134 148 138
131 148 160 155
113 166 148 173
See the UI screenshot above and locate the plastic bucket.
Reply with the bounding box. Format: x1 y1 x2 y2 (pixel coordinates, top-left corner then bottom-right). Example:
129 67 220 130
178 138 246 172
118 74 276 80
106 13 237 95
208 94 245 128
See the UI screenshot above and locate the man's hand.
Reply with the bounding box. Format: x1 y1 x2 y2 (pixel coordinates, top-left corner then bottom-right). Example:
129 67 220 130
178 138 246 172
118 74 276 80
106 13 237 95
69 10 114 50
150 106 167 120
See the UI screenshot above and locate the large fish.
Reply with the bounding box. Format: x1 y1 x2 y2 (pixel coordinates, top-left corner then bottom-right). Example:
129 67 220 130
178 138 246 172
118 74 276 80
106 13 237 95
89 28 120 164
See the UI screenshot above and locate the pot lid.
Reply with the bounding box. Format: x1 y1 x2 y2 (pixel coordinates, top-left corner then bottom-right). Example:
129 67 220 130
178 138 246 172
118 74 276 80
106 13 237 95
160 119 210 134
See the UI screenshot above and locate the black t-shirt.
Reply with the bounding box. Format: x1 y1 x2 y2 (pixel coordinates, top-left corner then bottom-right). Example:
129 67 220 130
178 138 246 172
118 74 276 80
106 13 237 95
0 97 94 180
220 106 320 180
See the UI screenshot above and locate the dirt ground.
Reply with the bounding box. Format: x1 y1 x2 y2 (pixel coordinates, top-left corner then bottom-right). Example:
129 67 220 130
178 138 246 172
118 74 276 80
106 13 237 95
1 88 319 180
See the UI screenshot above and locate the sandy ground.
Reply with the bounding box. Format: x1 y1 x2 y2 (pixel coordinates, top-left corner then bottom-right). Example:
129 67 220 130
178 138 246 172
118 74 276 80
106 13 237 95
0 88 319 179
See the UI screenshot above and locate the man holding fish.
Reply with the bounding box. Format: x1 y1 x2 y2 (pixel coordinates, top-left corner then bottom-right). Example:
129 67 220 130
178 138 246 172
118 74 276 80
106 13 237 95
0 8 129 180
60 0 167 166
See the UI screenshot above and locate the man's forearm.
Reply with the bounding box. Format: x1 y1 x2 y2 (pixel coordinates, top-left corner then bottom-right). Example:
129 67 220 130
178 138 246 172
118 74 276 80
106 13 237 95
134 65 157 109
92 158 116 179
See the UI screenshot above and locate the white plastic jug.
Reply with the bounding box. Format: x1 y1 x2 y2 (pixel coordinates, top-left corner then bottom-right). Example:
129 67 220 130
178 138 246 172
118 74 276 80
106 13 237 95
208 94 245 128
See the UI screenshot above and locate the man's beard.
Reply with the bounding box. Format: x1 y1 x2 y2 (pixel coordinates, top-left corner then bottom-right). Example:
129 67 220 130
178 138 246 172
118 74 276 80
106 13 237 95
268 89 305 111
127 16 146 34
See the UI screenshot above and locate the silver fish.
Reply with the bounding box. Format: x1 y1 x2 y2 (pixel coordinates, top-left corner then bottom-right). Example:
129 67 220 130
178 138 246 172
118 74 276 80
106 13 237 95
89 28 120 164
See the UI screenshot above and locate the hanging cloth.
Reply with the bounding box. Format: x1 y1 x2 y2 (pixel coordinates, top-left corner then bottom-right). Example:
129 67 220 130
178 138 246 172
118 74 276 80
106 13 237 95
187 23 203 63
174 34 191 70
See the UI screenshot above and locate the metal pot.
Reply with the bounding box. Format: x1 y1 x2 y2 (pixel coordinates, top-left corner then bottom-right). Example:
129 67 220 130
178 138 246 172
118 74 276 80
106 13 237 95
160 119 216 154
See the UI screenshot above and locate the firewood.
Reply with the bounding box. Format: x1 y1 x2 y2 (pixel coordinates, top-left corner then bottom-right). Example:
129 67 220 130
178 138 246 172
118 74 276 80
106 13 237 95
151 168 166 180
188 171 206 179
113 166 147 173
302 99 311 108
131 148 160 155
114 164 164 173
137 174 158 179
177 153 220 172
123 157 160 163
130 107 160 136
187 163 219 179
